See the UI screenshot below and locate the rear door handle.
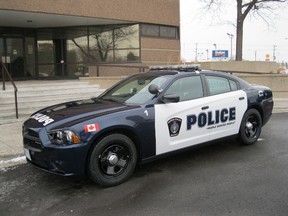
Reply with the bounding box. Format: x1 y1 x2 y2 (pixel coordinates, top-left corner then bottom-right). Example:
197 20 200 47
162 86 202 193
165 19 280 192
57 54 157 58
239 97 245 101
201 106 209 110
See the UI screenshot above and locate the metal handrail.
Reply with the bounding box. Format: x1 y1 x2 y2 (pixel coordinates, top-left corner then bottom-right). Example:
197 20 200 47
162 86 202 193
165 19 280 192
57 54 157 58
1 63 18 119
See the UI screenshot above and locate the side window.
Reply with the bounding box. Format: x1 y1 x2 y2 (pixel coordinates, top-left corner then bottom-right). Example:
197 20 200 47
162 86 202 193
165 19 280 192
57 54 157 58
206 76 238 95
229 80 238 91
164 76 203 102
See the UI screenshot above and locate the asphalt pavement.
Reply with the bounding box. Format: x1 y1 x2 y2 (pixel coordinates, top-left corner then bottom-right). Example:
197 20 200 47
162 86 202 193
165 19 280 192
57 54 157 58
0 113 288 216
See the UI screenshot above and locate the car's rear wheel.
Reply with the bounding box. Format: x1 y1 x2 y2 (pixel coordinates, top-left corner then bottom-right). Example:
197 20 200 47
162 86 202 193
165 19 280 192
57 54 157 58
88 134 137 187
239 109 262 145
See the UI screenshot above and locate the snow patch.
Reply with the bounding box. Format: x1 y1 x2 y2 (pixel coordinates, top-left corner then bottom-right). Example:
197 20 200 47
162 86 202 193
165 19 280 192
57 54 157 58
0 156 26 165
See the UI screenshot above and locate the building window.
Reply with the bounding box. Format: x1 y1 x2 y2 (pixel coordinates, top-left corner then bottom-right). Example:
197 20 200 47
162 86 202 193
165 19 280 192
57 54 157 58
160 26 176 38
141 24 178 39
141 24 159 37
36 24 140 77
88 24 140 63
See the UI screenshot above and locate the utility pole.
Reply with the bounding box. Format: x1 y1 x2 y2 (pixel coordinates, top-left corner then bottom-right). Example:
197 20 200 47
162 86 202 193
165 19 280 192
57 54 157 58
195 43 198 62
273 45 277 62
255 50 257 61
227 33 234 61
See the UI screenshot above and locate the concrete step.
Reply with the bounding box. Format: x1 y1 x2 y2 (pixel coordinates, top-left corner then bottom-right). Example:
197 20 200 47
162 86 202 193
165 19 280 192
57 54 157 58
0 90 103 104
0 80 105 125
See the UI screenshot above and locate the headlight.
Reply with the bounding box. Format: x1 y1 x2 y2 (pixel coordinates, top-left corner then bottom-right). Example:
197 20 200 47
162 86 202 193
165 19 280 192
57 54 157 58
48 130 81 145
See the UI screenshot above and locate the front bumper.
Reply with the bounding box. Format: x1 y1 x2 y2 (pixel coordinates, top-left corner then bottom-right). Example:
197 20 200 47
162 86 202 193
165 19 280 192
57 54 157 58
23 126 90 176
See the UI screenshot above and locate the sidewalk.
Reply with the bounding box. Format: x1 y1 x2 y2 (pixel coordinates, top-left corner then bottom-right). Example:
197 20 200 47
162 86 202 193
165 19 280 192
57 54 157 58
1 99 288 169
0 121 25 169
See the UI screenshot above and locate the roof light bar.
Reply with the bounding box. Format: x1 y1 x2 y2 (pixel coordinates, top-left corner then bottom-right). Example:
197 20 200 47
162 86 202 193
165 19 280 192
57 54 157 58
149 64 201 72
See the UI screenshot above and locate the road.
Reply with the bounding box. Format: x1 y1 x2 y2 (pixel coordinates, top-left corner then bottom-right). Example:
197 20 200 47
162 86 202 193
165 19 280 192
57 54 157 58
1 113 288 216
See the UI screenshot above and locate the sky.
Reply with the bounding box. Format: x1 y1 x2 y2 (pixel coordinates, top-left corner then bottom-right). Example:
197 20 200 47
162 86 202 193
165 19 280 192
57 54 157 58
180 0 288 64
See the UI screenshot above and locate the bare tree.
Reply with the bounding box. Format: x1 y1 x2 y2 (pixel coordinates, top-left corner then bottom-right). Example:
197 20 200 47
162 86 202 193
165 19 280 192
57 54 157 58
201 0 287 61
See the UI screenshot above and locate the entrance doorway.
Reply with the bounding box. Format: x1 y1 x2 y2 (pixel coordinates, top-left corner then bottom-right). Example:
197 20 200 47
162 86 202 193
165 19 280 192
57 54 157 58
0 37 25 78
37 38 68 78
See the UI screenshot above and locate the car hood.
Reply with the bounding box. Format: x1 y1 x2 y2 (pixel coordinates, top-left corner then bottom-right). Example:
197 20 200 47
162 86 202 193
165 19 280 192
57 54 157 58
24 98 137 128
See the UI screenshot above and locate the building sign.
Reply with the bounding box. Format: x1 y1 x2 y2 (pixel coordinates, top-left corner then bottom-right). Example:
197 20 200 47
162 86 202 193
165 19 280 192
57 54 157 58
212 50 228 59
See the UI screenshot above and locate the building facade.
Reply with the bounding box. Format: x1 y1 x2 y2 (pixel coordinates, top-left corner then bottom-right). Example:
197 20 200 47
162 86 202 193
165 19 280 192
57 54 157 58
0 0 180 79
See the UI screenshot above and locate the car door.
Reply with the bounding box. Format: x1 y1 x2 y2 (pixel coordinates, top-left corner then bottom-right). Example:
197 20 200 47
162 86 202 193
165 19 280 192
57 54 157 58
154 75 210 155
204 75 248 141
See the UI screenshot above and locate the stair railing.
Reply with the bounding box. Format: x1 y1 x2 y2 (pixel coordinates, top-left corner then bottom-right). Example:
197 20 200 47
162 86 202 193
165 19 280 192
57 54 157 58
1 62 18 119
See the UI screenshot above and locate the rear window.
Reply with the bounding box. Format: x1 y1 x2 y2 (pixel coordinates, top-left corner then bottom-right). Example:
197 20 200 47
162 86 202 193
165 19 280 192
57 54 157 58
206 76 238 95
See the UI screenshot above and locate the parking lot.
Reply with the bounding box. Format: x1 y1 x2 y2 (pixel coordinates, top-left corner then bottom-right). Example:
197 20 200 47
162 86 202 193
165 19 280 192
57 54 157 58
0 113 288 216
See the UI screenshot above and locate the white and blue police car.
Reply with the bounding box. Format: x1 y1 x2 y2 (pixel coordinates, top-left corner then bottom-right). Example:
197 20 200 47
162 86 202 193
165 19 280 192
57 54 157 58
23 65 273 187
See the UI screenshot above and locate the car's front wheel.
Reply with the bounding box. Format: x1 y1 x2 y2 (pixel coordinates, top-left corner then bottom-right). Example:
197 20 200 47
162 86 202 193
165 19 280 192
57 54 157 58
238 109 262 145
88 134 137 187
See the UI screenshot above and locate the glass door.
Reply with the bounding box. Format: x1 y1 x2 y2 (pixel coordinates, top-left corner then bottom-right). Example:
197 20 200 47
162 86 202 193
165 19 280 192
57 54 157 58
1 37 25 78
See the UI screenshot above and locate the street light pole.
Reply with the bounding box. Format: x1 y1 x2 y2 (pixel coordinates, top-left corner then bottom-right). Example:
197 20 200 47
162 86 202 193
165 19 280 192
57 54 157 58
213 43 217 51
227 33 234 61
195 43 198 62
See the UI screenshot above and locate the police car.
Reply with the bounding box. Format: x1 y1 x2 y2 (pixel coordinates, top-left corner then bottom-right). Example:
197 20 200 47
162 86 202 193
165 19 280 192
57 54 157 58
23 65 273 187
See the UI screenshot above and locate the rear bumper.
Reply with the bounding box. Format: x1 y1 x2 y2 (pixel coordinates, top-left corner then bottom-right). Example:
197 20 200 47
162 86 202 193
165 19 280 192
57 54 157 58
262 98 274 126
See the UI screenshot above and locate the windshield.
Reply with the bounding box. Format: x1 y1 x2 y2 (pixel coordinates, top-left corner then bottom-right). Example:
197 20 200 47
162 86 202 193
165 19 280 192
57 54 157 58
99 74 170 105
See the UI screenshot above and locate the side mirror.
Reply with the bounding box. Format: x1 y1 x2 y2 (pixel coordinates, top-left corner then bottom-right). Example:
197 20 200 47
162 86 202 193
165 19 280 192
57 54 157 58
148 84 160 95
161 94 180 103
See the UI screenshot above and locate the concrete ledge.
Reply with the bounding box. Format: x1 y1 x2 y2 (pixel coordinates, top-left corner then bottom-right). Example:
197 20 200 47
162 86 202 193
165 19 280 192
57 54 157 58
237 74 288 98
80 76 125 89
200 61 277 74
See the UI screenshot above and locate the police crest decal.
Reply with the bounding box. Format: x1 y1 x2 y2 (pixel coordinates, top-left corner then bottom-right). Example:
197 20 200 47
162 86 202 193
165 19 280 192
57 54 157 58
167 118 182 137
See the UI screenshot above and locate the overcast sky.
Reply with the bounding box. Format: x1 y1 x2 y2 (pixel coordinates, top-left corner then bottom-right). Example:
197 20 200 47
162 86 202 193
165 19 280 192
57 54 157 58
180 0 288 63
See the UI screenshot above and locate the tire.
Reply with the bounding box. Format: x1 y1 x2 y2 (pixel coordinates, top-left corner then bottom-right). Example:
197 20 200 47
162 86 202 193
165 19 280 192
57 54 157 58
88 134 137 187
238 109 262 145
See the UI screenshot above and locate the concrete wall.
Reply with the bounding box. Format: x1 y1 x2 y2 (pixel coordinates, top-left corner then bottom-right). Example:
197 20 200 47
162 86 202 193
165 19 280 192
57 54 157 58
81 76 126 89
88 64 148 77
237 74 288 98
200 61 277 74
1 0 179 26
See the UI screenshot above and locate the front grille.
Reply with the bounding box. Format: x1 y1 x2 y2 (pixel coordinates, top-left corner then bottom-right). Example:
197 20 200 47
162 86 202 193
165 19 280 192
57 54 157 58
23 126 39 139
23 126 42 150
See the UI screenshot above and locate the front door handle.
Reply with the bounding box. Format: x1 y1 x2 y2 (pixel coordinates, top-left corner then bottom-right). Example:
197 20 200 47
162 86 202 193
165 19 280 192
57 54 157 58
239 97 245 101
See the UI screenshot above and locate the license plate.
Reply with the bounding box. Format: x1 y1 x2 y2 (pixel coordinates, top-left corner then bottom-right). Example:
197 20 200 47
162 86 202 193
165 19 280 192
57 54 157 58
24 148 31 161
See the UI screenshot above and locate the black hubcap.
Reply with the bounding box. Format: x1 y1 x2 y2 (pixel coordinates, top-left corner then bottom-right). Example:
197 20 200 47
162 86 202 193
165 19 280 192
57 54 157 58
99 145 130 176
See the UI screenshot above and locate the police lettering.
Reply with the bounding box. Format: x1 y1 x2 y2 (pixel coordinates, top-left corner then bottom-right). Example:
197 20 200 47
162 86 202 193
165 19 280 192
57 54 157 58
30 113 54 126
187 107 236 130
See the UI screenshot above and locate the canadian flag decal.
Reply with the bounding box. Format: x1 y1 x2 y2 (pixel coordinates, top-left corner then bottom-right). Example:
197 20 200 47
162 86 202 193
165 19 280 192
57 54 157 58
84 123 100 133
